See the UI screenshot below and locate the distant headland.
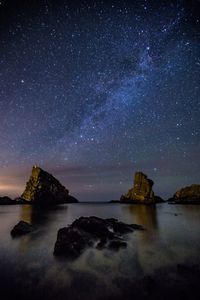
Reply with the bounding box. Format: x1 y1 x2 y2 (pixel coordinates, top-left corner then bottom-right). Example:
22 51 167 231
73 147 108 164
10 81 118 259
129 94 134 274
0 166 200 205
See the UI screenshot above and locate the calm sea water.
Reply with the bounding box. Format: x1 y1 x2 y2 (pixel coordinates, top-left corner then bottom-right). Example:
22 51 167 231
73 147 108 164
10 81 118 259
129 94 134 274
0 203 200 299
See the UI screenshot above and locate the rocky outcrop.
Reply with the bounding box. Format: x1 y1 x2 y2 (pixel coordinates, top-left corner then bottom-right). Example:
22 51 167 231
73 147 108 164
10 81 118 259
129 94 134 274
0 196 13 205
21 166 78 205
54 216 144 258
11 221 34 236
0 196 30 205
169 184 200 204
120 172 155 204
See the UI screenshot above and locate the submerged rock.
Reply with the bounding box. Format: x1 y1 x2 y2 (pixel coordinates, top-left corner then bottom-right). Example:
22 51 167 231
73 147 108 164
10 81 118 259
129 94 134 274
54 216 144 258
21 166 78 205
120 172 155 204
169 184 200 204
11 221 34 236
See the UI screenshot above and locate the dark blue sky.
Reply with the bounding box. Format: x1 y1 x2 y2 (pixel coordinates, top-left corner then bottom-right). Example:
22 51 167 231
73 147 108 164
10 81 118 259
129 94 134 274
0 0 199 201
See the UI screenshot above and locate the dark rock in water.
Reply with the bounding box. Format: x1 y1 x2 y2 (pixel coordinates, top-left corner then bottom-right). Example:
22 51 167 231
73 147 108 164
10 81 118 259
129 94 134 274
0 196 13 205
11 221 34 236
72 216 111 238
21 166 78 205
107 218 144 233
108 240 127 250
130 223 145 230
112 221 136 234
120 172 156 204
54 216 144 258
168 184 200 204
54 227 91 258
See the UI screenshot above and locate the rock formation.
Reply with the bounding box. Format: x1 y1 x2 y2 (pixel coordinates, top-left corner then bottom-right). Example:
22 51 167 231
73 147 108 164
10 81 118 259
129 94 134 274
120 172 155 203
21 166 78 205
11 221 34 236
54 216 144 258
169 184 200 204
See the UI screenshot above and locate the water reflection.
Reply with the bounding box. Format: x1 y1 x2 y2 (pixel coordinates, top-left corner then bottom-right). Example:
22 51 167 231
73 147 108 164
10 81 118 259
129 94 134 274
20 205 68 226
127 205 158 237
18 205 68 254
1 203 200 300
122 204 160 273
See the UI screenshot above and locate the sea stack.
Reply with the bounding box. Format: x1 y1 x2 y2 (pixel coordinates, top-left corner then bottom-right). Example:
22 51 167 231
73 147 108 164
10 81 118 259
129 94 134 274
21 166 78 205
169 184 200 204
120 172 155 204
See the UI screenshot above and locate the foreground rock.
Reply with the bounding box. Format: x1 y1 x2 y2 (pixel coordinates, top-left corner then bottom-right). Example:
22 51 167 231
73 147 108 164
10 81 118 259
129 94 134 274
11 221 34 236
54 216 144 258
169 184 200 204
21 166 78 205
120 172 162 204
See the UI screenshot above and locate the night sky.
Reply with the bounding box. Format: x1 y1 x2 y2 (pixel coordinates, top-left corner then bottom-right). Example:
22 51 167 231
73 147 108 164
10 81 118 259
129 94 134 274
0 0 199 201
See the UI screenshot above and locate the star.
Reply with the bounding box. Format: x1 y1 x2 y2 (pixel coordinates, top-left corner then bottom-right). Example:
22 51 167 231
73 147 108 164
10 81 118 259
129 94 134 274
0 0 199 201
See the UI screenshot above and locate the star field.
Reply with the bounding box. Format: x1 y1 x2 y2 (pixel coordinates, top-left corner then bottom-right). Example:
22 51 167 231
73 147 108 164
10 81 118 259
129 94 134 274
0 0 200 201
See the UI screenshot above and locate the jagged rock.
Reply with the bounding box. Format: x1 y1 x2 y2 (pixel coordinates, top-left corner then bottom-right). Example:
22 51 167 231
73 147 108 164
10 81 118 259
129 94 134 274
21 166 78 205
54 216 144 258
11 221 34 236
112 220 143 233
120 172 155 204
169 184 200 204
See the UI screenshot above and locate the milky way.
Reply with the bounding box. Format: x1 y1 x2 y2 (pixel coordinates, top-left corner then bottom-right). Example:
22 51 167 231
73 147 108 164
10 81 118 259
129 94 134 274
0 0 200 200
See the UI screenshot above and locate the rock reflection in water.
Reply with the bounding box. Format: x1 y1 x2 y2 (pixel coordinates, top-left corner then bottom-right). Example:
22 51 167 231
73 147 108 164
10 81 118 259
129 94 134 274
127 205 158 238
20 205 68 226
122 204 161 274
18 205 68 254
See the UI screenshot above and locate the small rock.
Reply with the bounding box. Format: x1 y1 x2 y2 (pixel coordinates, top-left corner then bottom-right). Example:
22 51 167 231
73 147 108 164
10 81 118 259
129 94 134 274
11 221 34 237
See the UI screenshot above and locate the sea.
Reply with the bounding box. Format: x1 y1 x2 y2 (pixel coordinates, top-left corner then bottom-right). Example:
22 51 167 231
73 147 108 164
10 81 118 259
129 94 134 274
0 203 200 300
